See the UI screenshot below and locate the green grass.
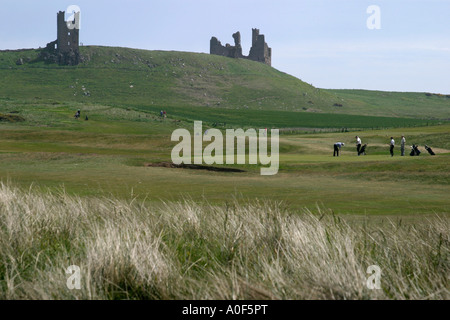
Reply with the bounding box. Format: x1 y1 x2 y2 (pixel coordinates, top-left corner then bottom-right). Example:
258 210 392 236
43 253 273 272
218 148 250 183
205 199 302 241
1 46 449 124
0 101 448 215
0 98 441 138
0 47 450 215
0 46 449 300
326 89 450 119
0 47 336 112
0 113 25 122
131 104 438 129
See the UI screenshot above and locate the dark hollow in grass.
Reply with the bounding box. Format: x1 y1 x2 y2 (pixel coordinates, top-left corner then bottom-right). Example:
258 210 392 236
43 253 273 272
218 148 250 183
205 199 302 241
0 113 25 122
145 162 246 173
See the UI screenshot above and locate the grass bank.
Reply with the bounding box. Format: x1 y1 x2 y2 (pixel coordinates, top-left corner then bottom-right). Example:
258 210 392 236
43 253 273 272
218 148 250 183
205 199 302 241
0 183 448 300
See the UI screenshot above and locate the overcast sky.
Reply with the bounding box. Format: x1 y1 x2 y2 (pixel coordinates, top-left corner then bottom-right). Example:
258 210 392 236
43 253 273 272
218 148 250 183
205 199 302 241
1 0 449 93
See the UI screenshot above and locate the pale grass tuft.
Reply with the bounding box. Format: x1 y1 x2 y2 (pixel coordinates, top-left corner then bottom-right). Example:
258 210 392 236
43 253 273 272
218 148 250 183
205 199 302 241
0 182 448 299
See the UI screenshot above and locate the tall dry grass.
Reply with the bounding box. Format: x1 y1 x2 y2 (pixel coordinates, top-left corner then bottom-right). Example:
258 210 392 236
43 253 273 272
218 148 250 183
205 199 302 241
0 182 448 299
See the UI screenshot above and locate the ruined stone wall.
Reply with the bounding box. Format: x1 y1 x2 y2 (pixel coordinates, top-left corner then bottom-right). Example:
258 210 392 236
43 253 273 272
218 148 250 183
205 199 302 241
210 32 243 59
210 37 229 57
210 29 271 66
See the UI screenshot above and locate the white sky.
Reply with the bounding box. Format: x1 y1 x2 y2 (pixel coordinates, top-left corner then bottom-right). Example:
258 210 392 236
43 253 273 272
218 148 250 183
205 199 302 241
1 0 449 93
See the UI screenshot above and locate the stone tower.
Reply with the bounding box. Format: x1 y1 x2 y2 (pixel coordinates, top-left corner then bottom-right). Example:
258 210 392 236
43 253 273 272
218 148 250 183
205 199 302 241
56 11 80 65
56 11 80 66
41 10 80 65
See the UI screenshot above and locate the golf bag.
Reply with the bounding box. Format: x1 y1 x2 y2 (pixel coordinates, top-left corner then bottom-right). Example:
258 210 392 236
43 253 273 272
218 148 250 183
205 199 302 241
358 144 367 155
410 144 421 156
425 145 435 155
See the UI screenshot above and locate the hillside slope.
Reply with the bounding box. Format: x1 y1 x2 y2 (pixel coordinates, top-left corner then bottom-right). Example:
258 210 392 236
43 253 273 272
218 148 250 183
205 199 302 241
326 89 450 119
0 47 335 110
0 46 449 120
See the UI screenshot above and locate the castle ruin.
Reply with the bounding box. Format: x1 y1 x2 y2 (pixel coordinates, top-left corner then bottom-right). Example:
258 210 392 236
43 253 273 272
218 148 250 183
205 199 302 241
210 28 272 66
40 11 80 66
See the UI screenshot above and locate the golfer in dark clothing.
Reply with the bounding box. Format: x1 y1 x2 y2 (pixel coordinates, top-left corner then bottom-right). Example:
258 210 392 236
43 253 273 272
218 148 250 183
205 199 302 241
356 136 362 155
334 142 345 157
389 137 395 157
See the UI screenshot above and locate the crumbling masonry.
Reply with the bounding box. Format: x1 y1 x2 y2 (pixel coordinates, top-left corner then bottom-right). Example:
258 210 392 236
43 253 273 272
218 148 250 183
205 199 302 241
40 11 80 66
210 29 272 66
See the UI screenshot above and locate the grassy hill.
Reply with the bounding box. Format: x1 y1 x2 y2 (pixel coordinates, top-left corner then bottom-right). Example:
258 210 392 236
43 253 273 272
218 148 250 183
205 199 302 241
0 46 338 110
0 46 449 130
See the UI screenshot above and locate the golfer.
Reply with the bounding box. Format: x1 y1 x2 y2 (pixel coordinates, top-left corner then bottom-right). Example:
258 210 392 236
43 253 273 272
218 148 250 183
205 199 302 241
333 142 345 157
401 135 406 156
390 137 395 157
356 136 362 155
